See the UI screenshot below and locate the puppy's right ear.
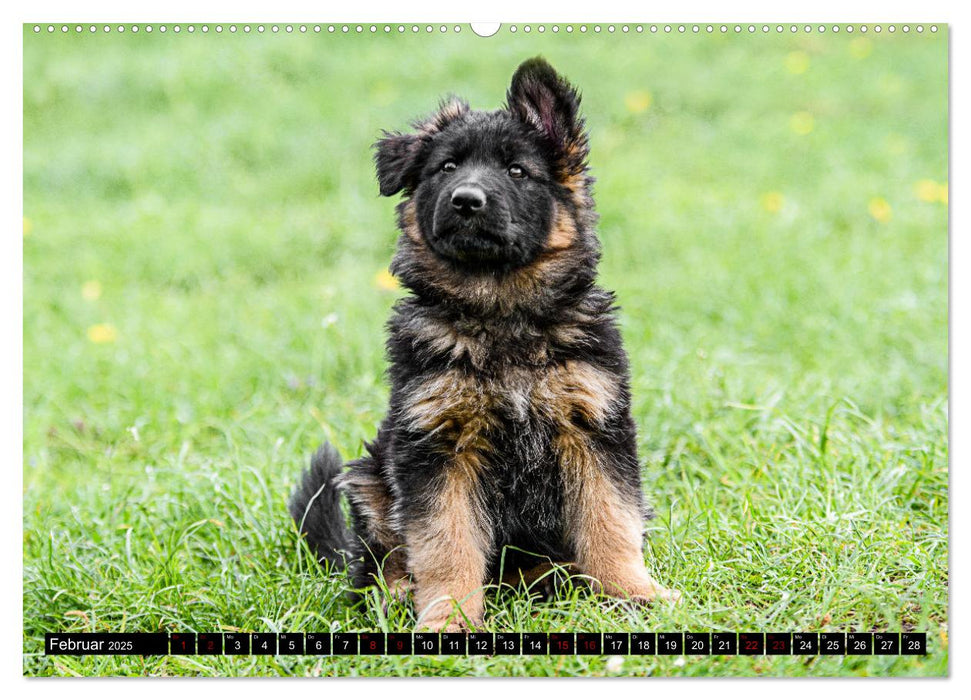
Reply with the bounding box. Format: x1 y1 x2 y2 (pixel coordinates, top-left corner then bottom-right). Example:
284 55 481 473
373 97 470 197
373 131 423 197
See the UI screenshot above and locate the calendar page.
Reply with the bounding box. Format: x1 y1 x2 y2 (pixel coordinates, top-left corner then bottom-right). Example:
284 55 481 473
22 20 948 678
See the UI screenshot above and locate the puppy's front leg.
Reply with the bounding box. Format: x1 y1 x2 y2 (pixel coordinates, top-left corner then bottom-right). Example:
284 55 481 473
557 434 681 604
405 468 491 632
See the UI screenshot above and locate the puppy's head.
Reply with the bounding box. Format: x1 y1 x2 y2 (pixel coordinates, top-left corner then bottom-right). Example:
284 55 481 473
374 58 591 275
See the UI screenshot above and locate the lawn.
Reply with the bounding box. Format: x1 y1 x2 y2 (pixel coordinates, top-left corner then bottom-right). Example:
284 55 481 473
22 24 948 677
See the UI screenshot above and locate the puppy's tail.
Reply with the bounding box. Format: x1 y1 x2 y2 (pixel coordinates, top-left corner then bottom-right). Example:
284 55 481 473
289 443 351 569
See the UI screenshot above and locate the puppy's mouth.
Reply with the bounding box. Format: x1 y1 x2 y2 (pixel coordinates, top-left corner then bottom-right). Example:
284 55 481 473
429 217 515 264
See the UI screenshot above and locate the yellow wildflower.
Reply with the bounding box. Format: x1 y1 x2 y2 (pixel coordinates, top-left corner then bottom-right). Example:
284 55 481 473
624 90 652 114
87 323 117 344
761 192 785 213
850 38 873 59
915 179 939 202
785 51 810 74
868 197 893 223
790 111 815 136
374 269 399 291
81 280 102 301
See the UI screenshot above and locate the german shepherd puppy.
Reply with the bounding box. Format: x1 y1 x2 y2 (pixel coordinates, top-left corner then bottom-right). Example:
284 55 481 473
290 57 680 631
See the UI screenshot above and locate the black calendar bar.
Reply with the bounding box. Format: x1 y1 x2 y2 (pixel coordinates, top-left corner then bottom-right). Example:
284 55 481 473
43 631 927 656
224 632 250 655
306 633 330 655
874 633 899 655
251 633 276 655
333 633 357 655
631 632 656 654
170 633 195 655
441 632 466 655
468 633 494 655
821 632 846 655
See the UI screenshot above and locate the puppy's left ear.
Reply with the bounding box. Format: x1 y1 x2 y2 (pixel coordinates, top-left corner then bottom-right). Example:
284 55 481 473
506 57 588 173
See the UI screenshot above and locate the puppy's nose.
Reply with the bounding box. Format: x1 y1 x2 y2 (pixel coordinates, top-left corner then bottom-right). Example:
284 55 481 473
451 185 487 215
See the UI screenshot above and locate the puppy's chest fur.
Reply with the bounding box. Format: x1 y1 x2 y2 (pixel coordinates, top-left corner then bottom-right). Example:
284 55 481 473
391 306 622 443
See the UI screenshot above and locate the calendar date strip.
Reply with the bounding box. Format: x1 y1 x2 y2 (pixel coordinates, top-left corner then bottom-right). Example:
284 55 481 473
44 631 927 657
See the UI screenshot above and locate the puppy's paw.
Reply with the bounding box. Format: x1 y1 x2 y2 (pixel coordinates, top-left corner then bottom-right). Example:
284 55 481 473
628 583 683 605
414 591 485 633
415 616 478 633
439 620 468 634
596 575 682 606
636 586 682 604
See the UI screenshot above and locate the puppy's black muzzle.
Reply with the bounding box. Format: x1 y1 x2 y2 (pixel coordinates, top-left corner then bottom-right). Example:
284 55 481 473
426 169 520 267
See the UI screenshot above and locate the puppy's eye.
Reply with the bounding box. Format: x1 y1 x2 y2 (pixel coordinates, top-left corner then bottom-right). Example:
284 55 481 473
508 164 526 179
441 161 457 174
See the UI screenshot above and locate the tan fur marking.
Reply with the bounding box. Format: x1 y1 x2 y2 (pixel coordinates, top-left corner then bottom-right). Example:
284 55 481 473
334 472 417 603
401 201 423 245
537 361 618 429
507 219 587 303
403 362 614 441
511 247 575 292
407 469 490 631
556 432 680 603
550 322 586 347
559 170 594 213
546 202 578 251
402 371 498 451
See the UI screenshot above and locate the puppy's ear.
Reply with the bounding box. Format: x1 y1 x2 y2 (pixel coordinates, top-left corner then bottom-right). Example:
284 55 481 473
373 132 423 196
373 97 470 197
506 57 588 173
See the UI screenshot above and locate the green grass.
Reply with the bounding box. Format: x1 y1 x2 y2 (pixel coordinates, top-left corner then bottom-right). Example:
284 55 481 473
23 25 948 677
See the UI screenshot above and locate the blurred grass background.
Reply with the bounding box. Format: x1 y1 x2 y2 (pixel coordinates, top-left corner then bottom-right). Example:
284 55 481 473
23 25 947 677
